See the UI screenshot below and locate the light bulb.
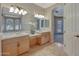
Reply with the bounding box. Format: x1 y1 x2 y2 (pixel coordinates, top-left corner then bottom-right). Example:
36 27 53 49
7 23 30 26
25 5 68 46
34 14 44 18
14 8 19 13
34 14 38 17
9 6 14 12
22 11 27 15
39 15 44 18
19 9 23 15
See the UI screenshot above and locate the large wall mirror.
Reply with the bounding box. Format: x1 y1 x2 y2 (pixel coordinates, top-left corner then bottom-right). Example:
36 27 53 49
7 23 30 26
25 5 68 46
34 17 49 31
45 20 49 27
3 17 21 32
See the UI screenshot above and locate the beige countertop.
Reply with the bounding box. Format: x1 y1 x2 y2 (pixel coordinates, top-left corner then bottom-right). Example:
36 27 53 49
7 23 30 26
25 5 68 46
29 33 41 37
0 31 50 40
0 32 29 40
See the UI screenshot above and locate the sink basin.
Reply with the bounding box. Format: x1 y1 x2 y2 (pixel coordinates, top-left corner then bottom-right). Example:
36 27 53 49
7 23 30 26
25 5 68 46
29 33 41 36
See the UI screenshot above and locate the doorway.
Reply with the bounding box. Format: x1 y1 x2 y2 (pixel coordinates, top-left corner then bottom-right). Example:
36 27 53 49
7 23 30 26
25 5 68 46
54 16 63 44
53 6 64 46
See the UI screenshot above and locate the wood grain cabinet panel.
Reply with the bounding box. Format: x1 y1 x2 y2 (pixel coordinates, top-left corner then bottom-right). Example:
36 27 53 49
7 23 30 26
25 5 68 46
2 39 17 56
38 32 51 45
2 36 30 56
30 36 37 47
17 36 30 55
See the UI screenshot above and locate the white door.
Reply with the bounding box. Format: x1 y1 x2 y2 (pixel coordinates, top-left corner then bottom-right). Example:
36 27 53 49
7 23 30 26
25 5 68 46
74 4 79 56
64 3 79 56
64 4 74 56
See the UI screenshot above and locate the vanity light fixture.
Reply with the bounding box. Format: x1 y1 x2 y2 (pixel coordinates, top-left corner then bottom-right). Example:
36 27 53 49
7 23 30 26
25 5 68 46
34 14 39 18
19 9 23 15
9 5 14 12
22 11 27 15
9 5 27 15
34 14 45 18
14 7 19 13
39 15 44 18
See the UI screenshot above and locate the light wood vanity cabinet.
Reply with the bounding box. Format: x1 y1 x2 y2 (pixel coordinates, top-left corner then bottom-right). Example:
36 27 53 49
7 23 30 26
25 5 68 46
30 35 41 47
38 32 51 45
2 35 30 56
30 32 51 46
2 38 18 56
1 32 51 56
30 36 37 47
17 36 30 55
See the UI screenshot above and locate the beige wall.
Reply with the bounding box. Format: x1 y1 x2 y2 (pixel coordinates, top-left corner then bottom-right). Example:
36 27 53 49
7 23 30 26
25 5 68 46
0 4 2 56
1 3 45 15
0 39 1 56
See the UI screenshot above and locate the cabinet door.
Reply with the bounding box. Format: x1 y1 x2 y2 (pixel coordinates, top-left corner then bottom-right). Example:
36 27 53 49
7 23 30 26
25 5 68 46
18 36 30 55
2 39 17 56
39 32 50 45
30 36 37 47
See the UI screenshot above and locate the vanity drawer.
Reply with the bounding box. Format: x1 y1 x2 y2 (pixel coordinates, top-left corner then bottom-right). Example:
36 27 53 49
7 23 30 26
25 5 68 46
38 32 51 45
2 39 17 56
2 35 30 56
17 36 30 55
30 36 38 47
2 38 17 45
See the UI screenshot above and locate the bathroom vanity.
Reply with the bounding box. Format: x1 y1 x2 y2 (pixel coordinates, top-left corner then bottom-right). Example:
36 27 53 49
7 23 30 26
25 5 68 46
0 33 30 56
0 31 51 56
38 32 51 45
30 34 41 47
29 32 51 47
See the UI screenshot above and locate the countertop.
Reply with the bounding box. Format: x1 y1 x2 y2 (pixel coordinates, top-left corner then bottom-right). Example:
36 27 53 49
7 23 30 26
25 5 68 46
0 30 50 40
0 32 29 40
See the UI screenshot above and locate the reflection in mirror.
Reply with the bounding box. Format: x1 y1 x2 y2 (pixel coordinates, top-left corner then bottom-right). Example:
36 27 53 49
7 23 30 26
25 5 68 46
4 17 21 32
31 16 49 34
41 20 44 28
15 19 21 31
34 18 49 31
36 18 40 30
45 20 49 27
5 18 14 31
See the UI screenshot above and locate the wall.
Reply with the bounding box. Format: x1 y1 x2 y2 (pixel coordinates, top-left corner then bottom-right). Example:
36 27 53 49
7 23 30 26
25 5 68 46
0 39 1 56
44 3 64 43
0 38 1 56
0 3 46 33
0 4 2 56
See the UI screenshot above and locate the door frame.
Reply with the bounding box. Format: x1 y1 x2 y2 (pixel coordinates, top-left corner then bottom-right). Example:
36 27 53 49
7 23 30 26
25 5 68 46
54 16 64 44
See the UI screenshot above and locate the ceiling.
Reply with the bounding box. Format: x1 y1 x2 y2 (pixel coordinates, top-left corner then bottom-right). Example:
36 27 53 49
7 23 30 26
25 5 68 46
34 3 55 8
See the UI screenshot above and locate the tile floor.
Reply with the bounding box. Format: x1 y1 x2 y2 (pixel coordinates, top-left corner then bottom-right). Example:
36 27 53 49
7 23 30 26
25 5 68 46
21 43 67 56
